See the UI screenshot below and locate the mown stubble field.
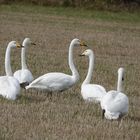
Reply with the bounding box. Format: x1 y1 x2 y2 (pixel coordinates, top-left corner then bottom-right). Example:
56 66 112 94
0 5 140 140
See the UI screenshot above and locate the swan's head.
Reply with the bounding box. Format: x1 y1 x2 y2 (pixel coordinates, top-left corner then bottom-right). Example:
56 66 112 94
22 38 36 47
118 67 125 81
80 49 93 56
71 38 88 47
8 41 23 48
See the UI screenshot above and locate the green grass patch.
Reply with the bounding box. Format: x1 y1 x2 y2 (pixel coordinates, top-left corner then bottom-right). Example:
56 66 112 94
0 4 140 23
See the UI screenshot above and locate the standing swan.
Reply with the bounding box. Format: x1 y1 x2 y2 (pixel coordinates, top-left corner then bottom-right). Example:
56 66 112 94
101 67 129 120
0 41 22 100
80 49 106 102
26 38 87 92
14 38 35 88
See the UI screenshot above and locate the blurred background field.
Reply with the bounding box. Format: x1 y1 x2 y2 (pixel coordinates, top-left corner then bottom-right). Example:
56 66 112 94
0 0 140 11
0 2 140 140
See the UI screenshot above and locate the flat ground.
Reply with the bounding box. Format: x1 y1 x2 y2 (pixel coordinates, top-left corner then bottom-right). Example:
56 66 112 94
0 4 140 140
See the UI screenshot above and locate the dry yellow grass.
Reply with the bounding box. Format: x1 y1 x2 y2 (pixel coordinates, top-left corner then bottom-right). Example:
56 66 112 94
0 5 140 140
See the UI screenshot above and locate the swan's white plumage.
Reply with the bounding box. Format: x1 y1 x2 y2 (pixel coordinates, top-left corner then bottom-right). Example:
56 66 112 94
0 76 20 100
81 84 106 102
14 38 34 86
101 90 129 119
26 38 87 92
0 41 22 100
26 72 76 91
101 67 129 120
14 69 33 84
81 49 106 102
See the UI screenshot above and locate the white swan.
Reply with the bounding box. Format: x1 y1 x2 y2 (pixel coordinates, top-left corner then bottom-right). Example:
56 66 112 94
101 67 129 120
80 49 106 102
14 38 35 88
0 41 22 100
26 38 87 92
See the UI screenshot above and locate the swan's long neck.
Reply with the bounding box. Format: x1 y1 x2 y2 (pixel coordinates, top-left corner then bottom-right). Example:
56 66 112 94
69 43 79 82
117 72 123 92
21 48 27 69
82 53 94 85
5 45 13 76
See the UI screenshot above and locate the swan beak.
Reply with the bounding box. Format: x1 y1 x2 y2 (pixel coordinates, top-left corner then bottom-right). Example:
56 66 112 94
80 41 88 47
16 42 23 48
31 42 36 45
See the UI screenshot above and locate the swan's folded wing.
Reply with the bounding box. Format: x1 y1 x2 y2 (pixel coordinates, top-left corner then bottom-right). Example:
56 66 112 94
27 72 73 91
82 84 106 102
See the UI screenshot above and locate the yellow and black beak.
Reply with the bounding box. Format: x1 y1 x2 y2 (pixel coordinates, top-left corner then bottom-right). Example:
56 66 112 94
80 41 88 47
16 42 23 48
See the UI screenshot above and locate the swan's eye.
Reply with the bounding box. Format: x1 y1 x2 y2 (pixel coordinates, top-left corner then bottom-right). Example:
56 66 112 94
122 77 124 81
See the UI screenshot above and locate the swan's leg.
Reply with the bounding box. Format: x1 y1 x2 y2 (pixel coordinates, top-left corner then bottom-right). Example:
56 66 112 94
102 109 105 119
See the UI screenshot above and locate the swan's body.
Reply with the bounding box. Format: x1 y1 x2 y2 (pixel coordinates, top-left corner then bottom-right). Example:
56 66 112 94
14 38 35 87
0 76 20 100
0 41 22 100
26 73 76 92
101 68 129 120
26 38 87 92
14 69 33 87
80 49 106 102
81 84 106 102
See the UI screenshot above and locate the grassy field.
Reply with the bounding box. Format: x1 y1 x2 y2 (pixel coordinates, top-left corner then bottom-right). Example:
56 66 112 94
0 4 140 140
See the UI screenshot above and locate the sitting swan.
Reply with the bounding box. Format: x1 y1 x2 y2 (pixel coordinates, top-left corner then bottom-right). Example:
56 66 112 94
101 67 129 120
14 38 35 88
26 38 87 92
80 49 106 102
0 41 22 100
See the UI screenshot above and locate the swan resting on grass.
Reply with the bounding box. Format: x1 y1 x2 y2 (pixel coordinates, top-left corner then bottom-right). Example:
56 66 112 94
26 38 88 93
80 49 106 103
14 38 35 88
0 41 23 100
101 67 129 120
